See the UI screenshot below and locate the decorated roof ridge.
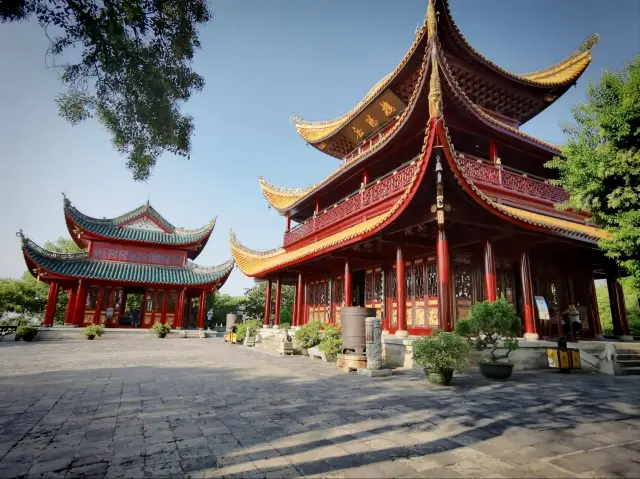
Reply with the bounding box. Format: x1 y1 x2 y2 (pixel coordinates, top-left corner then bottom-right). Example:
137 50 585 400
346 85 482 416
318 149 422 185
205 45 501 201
291 3 431 145
63 193 176 232
258 178 311 214
261 41 433 214
438 0 598 87
230 113 439 277
21 233 235 286
17 231 89 260
437 50 562 154
174 216 218 236
438 122 610 242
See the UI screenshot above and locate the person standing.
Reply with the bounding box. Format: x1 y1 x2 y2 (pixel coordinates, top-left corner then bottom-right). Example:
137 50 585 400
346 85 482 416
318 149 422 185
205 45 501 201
131 308 140 328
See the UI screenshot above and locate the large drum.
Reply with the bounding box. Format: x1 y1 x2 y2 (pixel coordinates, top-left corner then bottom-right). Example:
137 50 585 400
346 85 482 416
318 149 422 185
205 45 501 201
342 307 376 355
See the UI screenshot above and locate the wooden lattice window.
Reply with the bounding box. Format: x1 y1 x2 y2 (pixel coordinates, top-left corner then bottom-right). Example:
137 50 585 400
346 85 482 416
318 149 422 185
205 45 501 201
427 263 438 297
455 265 472 299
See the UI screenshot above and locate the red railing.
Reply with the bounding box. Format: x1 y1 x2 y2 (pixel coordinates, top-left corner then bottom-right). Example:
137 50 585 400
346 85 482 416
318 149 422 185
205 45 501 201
284 159 418 247
456 156 569 204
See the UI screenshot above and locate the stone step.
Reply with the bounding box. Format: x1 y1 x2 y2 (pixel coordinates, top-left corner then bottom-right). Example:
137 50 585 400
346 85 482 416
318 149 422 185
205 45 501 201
620 366 640 376
618 353 640 360
617 349 640 355
618 360 640 368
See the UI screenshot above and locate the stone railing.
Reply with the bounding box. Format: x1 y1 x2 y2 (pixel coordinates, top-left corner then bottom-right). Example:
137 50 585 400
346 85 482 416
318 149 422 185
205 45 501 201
284 158 418 247
456 156 569 204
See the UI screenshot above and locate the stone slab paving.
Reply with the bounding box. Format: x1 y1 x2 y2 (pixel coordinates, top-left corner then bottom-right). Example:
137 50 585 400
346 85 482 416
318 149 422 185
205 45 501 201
0 339 639 478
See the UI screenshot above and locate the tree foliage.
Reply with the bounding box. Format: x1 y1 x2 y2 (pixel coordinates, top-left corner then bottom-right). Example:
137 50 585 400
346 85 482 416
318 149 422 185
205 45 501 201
1 0 211 181
595 279 640 336
243 281 295 325
546 56 640 290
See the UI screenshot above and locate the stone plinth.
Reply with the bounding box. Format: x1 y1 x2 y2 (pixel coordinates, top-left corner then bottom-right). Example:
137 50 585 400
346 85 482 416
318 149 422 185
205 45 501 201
337 354 367 373
356 368 392 378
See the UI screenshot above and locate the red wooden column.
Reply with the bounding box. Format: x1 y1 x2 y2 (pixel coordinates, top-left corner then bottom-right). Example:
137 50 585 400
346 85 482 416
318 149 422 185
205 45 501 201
606 264 631 339
64 288 77 325
175 289 185 329
274 279 282 328
286 214 291 232
197 290 206 330
74 281 88 326
519 252 538 340
292 284 298 327
296 274 304 327
264 280 272 327
344 260 352 307
396 246 408 337
161 290 169 324
588 277 603 338
119 291 127 317
43 281 60 327
437 229 452 331
483 240 497 302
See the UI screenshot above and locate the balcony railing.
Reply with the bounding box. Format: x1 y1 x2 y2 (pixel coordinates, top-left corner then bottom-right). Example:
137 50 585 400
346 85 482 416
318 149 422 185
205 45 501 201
284 157 419 247
456 155 569 204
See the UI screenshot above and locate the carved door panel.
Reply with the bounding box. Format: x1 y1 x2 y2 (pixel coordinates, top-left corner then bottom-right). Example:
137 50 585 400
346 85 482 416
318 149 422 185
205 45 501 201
406 259 427 329
388 266 398 330
84 285 99 326
364 267 383 319
143 289 155 326
426 260 439 327
496 261 516 306
309 280 329 323
454 257 473 324
165 291 178 327
332 276 344 326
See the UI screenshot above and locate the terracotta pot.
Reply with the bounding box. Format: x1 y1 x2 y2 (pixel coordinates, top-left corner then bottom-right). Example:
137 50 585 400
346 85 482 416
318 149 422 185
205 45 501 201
157 332 168 339
86 335 96 340
424 368 454 386
22 331 37 342
479 362 514 380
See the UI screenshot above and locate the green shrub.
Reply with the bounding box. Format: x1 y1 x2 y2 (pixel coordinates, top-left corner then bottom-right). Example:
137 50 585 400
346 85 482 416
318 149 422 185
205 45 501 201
151 322 171 336
280 322 291 329
236 319 262 342
294 320 324 349
84 325 104 339
412 330 470 372
455 298 521 363
319 325 343 357
15 324 39 341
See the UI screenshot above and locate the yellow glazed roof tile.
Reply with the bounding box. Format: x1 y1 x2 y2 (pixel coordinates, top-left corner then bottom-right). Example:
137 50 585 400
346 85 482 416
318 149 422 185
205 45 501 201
259 178 310 213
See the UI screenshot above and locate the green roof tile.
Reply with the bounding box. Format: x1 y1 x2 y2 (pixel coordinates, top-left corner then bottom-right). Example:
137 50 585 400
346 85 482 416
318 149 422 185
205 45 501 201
63 195 216 246
20 235 233 286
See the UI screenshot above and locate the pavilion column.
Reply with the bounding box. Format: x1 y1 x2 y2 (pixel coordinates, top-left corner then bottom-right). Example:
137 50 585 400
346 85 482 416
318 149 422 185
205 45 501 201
176 289 186 329
264 280 272 328
64 288 77 326
119 291 127 317
606 264 631 339
286 214 291 232
344 261 352 307
483 240 497 303
296 274 304 327
437 229 452 332
395 246 408 337
292 284 298 327
43 281 60 327
93 286 104 325
588 277 603 338
274 279 282 328
186 295 193 329
519 251 539 340
197 290 206 330
74 281 88 326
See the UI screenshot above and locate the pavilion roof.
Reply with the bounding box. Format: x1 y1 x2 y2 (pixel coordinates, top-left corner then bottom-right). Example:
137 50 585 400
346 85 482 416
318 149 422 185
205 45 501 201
63 195 216 250
19 232 234 287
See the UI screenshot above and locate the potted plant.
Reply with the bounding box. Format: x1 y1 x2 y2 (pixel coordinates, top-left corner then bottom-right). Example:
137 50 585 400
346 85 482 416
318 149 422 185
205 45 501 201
15 324 39 342
455 298 522 380
412 330 470 386
294 320 323 355
151 322 171 338
318 325 342 362
84 325 104 340
238 319 262 346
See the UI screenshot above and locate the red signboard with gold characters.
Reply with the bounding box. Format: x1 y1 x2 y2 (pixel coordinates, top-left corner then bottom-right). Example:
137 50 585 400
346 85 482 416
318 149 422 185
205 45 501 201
90 241 186 266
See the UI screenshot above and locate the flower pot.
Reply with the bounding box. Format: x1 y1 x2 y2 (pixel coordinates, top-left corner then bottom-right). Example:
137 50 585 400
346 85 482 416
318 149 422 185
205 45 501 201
86 334 96 340
479 362 514 380
424 368 454 386
22 331 37 342
157 332 168 339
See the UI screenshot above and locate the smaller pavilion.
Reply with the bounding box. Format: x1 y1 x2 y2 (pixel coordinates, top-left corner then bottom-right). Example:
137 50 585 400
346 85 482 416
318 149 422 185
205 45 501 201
18 195 234 329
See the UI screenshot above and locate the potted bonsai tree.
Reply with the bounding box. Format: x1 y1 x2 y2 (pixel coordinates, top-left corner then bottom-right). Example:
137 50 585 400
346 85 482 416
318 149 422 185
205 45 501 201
455 298 522 380
15 324 39 342
84 325 104 340
412 330 470 386
151 322 171 338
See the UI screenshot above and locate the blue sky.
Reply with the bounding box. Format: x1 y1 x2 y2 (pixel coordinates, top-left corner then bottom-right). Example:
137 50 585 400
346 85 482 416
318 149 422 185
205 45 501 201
0 0 638 295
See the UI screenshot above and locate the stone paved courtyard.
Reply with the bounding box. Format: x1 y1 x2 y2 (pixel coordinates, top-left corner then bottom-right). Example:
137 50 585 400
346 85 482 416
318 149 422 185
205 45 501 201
0 338 639 478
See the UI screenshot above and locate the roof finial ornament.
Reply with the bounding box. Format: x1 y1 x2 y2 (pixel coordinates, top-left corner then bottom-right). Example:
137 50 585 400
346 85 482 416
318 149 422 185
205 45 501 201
427 0 437 40
428 41 443 119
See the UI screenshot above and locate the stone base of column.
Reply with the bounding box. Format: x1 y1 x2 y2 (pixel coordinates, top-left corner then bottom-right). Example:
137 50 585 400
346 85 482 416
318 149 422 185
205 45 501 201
523 332 539 341
42 324 53 328
618 335 634 342
595 334 605 340
263 325 272 328
272 325 280 329
395 330 409 338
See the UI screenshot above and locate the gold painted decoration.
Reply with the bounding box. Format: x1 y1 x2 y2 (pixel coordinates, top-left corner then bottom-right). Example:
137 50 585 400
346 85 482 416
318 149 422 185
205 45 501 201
365 115 379 128
352 126 365 139
380 100 396 117
427 0 437 40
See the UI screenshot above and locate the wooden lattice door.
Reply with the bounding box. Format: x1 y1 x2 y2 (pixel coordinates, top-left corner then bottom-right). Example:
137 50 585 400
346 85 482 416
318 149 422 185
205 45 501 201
309 280 329 323
454 257 473 325
332 276 344 326
364 267 383 318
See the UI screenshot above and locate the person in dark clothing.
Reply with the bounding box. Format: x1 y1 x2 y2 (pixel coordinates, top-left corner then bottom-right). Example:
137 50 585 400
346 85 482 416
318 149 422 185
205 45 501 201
131 308 140 328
